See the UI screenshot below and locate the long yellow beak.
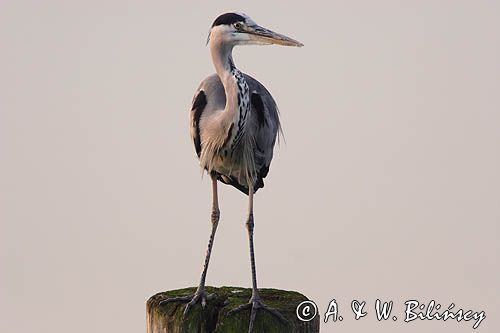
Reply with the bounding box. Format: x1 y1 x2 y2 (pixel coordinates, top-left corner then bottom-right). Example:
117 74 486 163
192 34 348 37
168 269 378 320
246 25 304 47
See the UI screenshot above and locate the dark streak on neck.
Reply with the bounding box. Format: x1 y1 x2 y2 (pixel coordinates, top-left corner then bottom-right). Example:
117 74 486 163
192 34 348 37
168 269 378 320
228 56 235 71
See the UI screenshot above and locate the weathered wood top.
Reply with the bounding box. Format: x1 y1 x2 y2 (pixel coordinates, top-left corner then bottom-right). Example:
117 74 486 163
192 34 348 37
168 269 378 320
147 286 320 333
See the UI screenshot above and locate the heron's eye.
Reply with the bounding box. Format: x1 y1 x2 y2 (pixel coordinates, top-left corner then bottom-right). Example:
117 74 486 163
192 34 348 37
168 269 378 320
233 22 242 30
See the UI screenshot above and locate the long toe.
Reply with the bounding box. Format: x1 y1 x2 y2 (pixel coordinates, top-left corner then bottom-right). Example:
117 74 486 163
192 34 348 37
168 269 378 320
227 302 251 316
229 299 289 333
183 293 204 317
159 291 214 318
248 303 258 333
259 302 288 324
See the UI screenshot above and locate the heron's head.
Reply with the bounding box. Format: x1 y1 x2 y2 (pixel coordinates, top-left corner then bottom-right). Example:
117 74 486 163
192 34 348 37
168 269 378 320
207 12 303 48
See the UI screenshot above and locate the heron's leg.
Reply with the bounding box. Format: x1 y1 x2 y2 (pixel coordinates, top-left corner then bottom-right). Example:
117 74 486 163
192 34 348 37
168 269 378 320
228 184 288 333
195 174 220 295
247 184 258 301
160 175 220 316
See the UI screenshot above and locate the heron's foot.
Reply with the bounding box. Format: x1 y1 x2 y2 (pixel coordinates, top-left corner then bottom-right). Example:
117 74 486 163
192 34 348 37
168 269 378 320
159 290 214 318
228 296 288 333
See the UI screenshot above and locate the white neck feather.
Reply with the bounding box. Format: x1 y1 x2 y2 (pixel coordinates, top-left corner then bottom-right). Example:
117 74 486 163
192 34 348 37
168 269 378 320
209 38 250 147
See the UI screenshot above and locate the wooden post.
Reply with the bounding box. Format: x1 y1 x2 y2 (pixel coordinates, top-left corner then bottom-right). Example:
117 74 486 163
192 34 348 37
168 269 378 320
147 286 320 333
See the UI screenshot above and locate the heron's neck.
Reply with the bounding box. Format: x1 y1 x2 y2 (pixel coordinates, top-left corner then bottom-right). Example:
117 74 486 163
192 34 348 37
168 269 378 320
210 42 250 133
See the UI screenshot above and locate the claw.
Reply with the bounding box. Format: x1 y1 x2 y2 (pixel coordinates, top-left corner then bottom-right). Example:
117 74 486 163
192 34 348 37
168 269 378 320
228 298 288 333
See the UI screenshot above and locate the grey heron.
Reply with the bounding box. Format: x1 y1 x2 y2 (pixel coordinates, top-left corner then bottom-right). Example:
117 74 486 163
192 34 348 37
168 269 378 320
161 12 302 332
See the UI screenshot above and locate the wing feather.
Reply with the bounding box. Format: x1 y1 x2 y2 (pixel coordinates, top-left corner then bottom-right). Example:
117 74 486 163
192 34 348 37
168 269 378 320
190 90 207 157
244 74 281 192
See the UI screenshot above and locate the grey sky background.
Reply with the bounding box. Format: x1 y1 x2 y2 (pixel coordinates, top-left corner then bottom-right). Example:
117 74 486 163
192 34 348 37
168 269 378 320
1 1 499 332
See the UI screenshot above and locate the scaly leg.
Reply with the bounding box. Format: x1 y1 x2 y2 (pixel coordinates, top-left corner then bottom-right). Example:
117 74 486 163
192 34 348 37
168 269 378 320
228 184 288 332
160 175 220 317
